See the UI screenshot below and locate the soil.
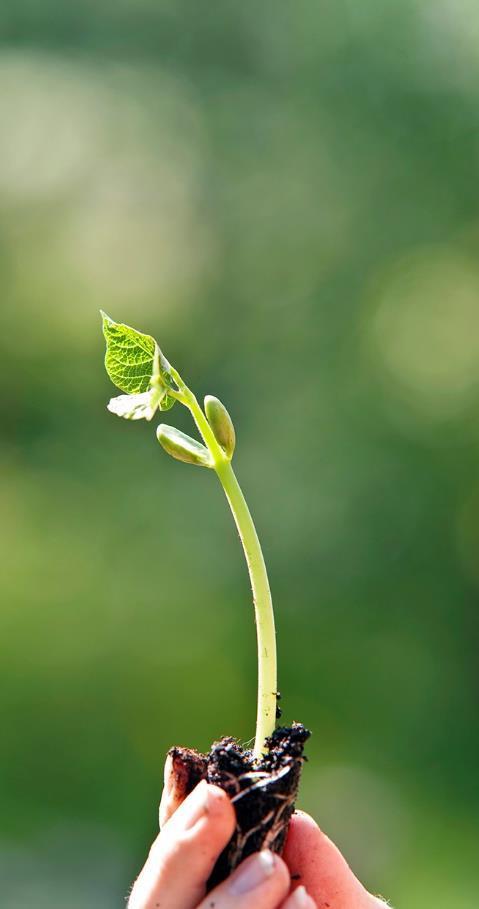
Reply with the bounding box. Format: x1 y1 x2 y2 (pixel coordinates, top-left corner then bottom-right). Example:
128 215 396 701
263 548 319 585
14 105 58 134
166 722 310 890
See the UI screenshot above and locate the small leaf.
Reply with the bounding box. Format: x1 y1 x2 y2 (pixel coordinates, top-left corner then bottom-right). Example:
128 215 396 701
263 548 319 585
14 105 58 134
102 313 177 421
204 395 236 458
101 311 157 394
157 424 212 467
158 391 176 412
107 390 161 421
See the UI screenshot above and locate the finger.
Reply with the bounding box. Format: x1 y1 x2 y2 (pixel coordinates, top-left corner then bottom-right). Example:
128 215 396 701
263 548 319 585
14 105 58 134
283 811 388 908
159 748 206 829
159 752 189 828
197 850 290 909
279 884 317 908
129 780 235 909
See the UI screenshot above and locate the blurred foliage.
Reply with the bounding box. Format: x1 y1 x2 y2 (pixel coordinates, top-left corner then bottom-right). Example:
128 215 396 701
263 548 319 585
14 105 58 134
1 2 479 906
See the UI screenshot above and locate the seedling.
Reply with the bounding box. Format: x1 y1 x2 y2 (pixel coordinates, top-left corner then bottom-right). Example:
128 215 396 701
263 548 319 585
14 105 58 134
101 312 309 882
101 311 276 758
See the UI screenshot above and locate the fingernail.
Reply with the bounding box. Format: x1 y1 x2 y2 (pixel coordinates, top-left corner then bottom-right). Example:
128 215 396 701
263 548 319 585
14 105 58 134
229 850 276 895
289 885 315 907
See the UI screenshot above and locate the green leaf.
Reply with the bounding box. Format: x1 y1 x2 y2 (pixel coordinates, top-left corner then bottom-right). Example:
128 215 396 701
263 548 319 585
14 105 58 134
101 312 178 421
101 311 157 394
158 392 176 412
157 424 212 467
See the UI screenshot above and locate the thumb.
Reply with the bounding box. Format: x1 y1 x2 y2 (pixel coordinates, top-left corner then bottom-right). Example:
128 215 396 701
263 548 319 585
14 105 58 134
283 811 390 908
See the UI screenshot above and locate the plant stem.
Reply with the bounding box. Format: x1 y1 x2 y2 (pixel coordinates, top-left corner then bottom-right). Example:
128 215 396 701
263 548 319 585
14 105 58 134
215 459 277 759
184 388 277 759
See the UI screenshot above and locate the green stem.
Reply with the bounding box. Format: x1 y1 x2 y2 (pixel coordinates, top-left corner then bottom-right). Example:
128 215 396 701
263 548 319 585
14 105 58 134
184 389 277 759
215 459 277 759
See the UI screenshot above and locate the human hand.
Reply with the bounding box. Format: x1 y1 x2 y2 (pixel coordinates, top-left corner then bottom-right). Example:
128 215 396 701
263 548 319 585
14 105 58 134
128 758 390 909
283 811 389 909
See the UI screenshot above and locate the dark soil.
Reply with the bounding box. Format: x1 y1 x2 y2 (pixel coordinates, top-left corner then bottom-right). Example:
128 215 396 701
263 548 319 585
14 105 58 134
166 722 310 890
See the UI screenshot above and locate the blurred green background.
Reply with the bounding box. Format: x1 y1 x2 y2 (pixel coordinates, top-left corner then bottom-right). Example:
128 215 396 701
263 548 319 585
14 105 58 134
1 2 479 906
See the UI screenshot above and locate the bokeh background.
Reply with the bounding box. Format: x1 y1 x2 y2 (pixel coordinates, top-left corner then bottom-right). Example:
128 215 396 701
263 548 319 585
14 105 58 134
1 3 479 907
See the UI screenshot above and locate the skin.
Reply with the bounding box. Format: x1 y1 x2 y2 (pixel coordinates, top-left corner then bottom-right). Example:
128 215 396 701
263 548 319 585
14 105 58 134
128 760 390 909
